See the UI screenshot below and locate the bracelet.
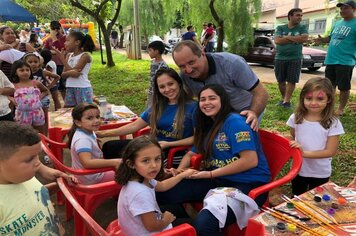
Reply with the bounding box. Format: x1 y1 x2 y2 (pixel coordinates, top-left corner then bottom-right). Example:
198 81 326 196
210 171 213 179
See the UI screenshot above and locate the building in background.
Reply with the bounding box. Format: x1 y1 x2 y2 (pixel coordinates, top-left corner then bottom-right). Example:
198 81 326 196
259 0 339 37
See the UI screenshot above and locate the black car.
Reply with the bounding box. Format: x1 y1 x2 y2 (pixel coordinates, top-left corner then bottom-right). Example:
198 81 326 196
242 36 326 71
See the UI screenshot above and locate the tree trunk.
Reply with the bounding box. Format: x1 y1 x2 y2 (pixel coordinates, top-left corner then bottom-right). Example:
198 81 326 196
217 23 224 52
209 0 224 52
119 33 124 48
69 0 123 68
97 19 115 67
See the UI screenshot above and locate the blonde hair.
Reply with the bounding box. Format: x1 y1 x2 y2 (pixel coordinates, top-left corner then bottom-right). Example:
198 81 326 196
294 77 336 129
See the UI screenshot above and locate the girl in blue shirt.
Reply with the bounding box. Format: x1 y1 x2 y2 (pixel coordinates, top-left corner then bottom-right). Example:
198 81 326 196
97 68 197 164
156 84 270 236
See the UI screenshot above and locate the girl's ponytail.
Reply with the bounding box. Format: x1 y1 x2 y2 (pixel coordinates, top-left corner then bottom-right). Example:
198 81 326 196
68 31 96 53
83 34 95 53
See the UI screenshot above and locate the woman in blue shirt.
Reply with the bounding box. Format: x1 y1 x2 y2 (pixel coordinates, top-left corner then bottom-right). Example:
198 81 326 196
97 68 196 163
157 84 270 236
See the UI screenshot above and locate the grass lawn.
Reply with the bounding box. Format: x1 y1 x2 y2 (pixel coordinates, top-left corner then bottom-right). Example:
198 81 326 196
89 51 355 190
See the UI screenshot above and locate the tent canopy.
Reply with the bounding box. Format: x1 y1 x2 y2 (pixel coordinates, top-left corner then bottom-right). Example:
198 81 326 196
0 0 36 22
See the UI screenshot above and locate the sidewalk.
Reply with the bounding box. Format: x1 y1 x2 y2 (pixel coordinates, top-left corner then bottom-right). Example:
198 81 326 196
115 48 356 94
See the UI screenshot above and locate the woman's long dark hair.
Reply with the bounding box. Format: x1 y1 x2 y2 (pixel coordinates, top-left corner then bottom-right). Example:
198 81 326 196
115 135 165 185
67 103 100 148
194 84 232 167
150 68 193 139
29 33 38 44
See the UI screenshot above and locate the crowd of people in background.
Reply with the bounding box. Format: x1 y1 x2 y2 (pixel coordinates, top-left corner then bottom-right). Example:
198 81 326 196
0 20 96 133
181 22 216 53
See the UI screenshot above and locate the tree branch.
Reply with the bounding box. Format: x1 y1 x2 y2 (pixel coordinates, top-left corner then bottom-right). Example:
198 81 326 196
96 0 110 16
108 0 122 32
209 0 223 26
69 0 96 17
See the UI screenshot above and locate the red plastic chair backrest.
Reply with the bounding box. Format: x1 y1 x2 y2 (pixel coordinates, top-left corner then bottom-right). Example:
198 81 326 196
133 126 151 138
258 129 292 180
57 177 114 236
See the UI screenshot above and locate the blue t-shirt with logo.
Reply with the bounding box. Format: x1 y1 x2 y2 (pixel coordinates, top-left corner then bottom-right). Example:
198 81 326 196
192 113 270 184
325 18 356 66
141 101 197 142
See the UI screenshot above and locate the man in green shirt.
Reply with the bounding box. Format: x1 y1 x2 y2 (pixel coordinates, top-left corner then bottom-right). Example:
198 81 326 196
274 8 309 108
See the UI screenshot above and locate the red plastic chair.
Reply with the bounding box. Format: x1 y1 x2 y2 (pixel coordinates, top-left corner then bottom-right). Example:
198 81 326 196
40 134 122 236
57 177 197 236
132 125 151 137
188 129 302 236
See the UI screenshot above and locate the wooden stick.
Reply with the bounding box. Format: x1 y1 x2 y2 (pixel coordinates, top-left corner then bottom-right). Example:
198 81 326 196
281 195 338 233
262 208 324 236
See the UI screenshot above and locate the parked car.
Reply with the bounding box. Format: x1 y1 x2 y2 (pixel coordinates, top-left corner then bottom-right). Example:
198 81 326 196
242 36 326 71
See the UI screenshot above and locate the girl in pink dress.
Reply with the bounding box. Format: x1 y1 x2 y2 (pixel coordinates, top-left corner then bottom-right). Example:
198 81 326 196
11 60 49 134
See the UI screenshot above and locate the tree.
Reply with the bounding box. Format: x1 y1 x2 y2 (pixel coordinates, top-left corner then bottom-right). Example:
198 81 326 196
164 0 261 54
69 0 122 67
119 0 178 47
16 0 86 23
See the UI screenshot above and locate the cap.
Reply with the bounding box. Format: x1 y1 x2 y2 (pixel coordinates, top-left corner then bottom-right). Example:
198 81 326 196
336 0 356 8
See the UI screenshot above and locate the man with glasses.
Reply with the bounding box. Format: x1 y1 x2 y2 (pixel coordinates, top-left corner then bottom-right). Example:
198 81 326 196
172 40 269 131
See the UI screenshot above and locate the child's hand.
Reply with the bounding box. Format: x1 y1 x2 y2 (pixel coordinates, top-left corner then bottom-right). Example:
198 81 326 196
189 170 210 179
289 140 302 149
52 47 66 61
178 168 197 178
95 131 106 138
165 168 178 177
68 69 82 77
158 141 170 150
162 211 176 224
0 44 12 51
8 96 16 106
45 77 54 85
65 174 79 185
